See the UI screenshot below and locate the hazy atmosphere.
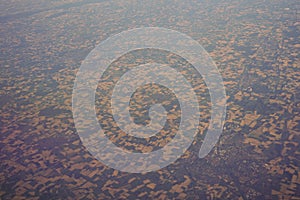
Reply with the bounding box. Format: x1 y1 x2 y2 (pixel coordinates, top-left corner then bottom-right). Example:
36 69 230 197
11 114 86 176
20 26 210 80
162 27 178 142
1 0 299 199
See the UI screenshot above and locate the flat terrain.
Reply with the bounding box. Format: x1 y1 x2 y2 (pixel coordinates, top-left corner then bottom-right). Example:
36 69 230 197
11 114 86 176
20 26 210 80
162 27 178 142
0 0 299 199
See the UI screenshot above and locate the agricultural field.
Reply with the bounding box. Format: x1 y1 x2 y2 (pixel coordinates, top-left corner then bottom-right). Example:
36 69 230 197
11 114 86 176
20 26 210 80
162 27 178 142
1 0 299 199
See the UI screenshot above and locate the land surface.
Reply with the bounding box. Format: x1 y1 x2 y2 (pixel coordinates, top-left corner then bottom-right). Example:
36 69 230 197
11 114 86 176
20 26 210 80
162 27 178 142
0 0 299 199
